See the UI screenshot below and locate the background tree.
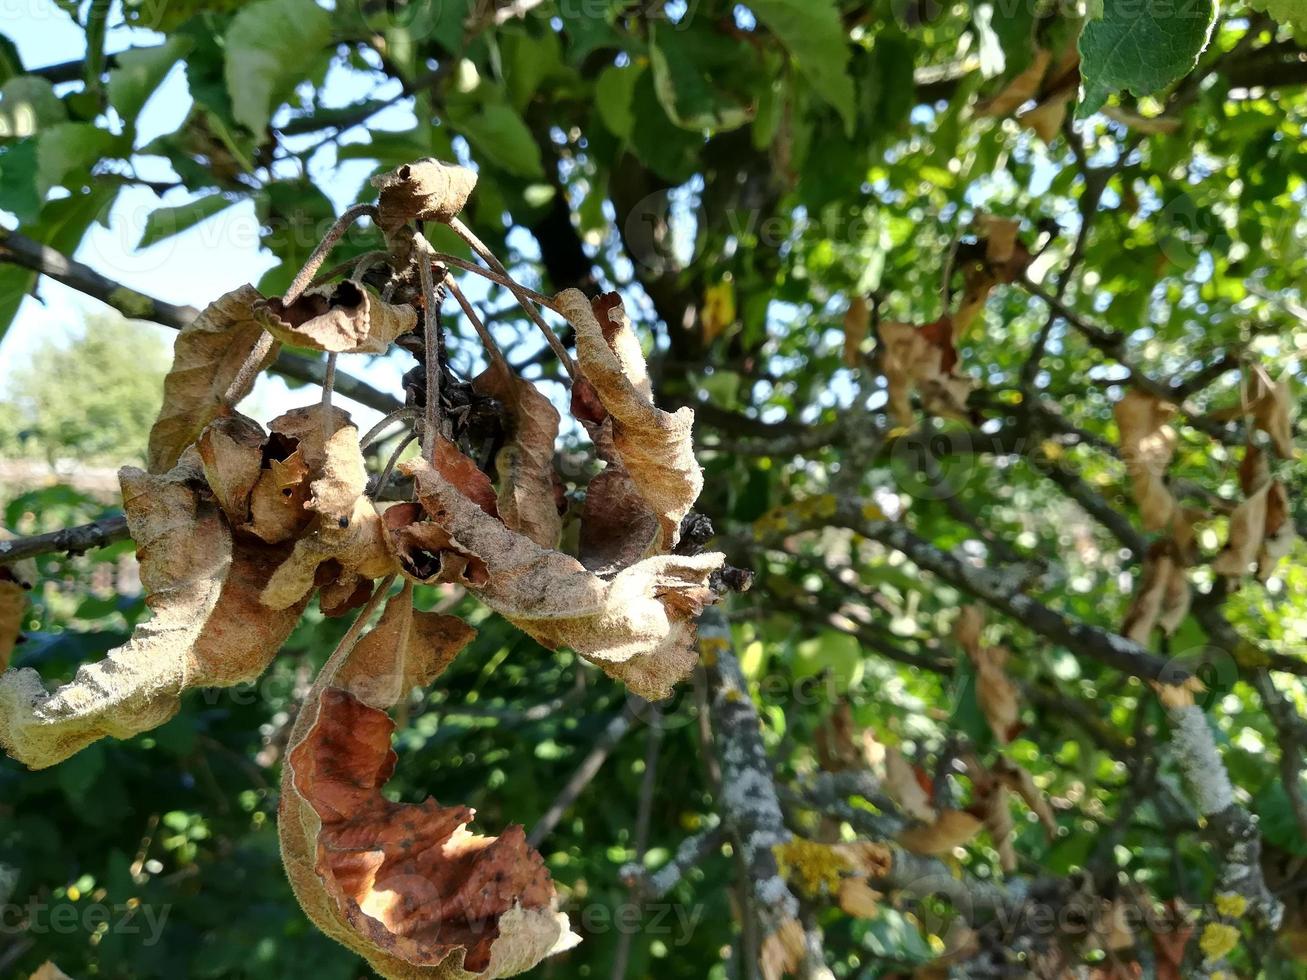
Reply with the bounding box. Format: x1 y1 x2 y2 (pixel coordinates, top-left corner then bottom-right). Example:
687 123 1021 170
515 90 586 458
1 1 1306 979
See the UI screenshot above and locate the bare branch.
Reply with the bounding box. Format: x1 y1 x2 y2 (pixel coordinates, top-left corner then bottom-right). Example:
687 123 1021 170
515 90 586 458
0 515 129 566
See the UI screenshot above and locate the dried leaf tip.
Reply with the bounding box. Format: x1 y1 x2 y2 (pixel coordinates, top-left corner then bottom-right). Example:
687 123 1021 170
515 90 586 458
373 158 478 233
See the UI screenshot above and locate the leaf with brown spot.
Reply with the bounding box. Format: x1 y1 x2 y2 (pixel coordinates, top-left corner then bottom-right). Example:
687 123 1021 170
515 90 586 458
0 457 309 768
280 593 576 979
405 457 723 701
372 158 478 235
472 359 560 546
261 423 399 610
147 285 273 473
557 288 703 551
1114 389 1178 532
256 280 417 355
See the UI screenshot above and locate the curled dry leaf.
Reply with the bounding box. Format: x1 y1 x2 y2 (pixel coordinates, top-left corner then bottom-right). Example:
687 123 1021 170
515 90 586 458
256 280 418 355
976 44 1079 143
993 756 1057 837
1122 538 1191 643
953 228 1033 335
28 963 74 980
1212 365 1296 458
382 502 489 588
895 808 984 857
1213 444 1295 580
557 288 703 551
837 878 881 919
372 158 478 235
405 457 724 701
0 456 309 768
978 778 1017 873
472 360 562 548
760 917 806 980
1114 389 1178 532
281 588 577 979
843 296 870 368
955 606 1020 744
877 318 973 427
883 745 937 824
0 529 36 673
261 421 399 610
147 285 274 473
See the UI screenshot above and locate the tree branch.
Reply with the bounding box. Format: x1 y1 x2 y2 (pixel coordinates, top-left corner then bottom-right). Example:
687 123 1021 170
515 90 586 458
0 515 129 565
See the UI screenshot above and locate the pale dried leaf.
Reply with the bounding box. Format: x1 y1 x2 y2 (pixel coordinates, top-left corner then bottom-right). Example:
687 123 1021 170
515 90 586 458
837 877 881 919
473 359 562 548
197 413 266 527
372 158 478 234
406 458 723 701
28 963 74 980
981 782 1017 873
843 296 870 368
1123 541 1189 643
1114 390 1178 532
148 285 272 473
832 840 893 878
896 809 984 856
1018 88 1074 142
557 288 703 550
976 49 1052 116
1212 479 1271 578
256 280 417 355
978 215 1020 264
1101 105 1181 135
760 918 806 980
1 460 307 768
953 605 985 658
0 529 34 673
281 606 576 979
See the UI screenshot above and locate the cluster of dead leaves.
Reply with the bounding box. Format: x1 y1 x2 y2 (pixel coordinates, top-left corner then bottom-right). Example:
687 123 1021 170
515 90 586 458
1211 367 1297 581
876 216 1031 427
0 157 725 977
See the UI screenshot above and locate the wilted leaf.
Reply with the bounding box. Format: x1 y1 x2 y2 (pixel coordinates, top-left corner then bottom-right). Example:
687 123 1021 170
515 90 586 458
27 963 74 980
406 458 723 700
280 590 577 978
382 502 490 588
0 529 35 673
837 877 881 919
883 745 936 824
760 917 806 980
372 158 478 235
558 289 703 551
256 280 418 355
1122 539 1190 642
1114 389 1178 532
1213 444 1295 580
955 606 1020 744
147 285 273 473
0 456 308 768
473 357 562 548
896 809 984 856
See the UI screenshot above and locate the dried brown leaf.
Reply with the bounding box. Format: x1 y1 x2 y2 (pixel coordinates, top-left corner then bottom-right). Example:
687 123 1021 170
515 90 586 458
896 809 984 856
148 285 272 473
472 360 561 547
261 422 399 610
372 158 478 234
1123 540 1190 643
28 963 74 980
883 745 937 824
381 502 489 588
1114 390 1178 532
0 458 308 768
760 918 806 980
0 529 35 673
877 318 973 426
994 757 1057 836
843 296 870 368
976 49 1052 117
837 877 882 919
558 288 703 551
406 458 723 700
280 597 576 979
256 280 417 355
197 413 267 527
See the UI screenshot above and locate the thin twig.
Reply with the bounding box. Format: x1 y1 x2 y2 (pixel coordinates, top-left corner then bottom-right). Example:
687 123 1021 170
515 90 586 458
222 333 279 407
320 352 337 444
0 514 129 565
444 273 507 366
283 202 379 304
527 709 638 847
434 251 560 310
446 218 577 378
360 407 419 450
415 233 443 459
369 431 418 500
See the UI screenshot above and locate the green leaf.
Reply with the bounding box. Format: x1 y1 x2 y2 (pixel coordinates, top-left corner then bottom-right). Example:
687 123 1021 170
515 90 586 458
454 104 544 179
36 122 115 197
792 630 864 690
224 0 333 135
108 37 194 125
139 193 238 249
0 137 40 223
0 33 23 83
1078 0 1217 115
746 0 856 135
0 75 66 138
1248 0 1307 31
649 24 757 132
595 64 640 141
